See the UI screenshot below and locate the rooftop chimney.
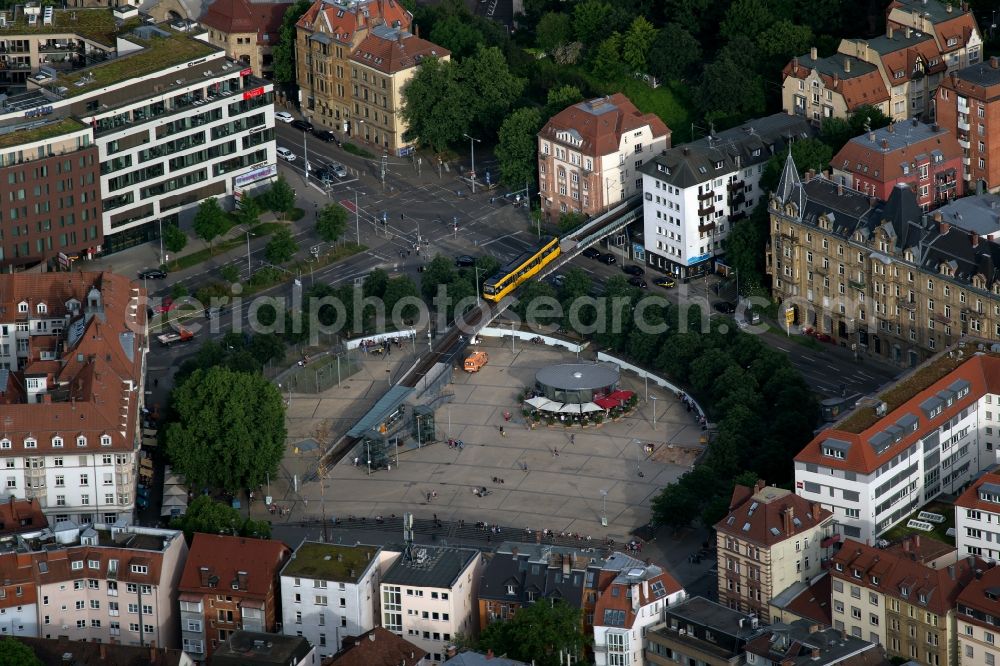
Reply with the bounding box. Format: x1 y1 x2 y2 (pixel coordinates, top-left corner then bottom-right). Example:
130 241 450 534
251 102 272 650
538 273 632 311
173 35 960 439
939 220 951 235
487 650 495 660
881 139 889 151
792 56 799 71
810 46 818 60
992 56 999 69
99 644 107 660
887 123 895 133
783 506 795 535
913 534 921 548
903 539 911 553
973 233 981 248
906 27 912 38
948 564 956 579
844 58 851 73
888 26 894 39
811 502 822 521
754 479 766 493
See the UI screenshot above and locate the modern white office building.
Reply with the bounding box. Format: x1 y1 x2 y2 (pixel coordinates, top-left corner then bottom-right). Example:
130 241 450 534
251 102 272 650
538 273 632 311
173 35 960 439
794 349 1000 545
280 541 398 660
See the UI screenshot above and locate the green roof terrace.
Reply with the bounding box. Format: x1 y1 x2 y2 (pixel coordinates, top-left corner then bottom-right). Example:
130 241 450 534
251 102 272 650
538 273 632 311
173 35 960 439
0 8 130 47
0 117 86 149
281 542 382 583
53 28 219 98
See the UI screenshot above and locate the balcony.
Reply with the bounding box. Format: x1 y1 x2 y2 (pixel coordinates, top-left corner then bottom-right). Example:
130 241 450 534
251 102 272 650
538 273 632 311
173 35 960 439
958 138 970 149
900 300 917 311
727 180 745 192
697 204 715 217
729 192 746 206
958 119 971 131
697 190 713 202
699 221 717 233
821 534 841 548
963 156 971 166
848 278 866 290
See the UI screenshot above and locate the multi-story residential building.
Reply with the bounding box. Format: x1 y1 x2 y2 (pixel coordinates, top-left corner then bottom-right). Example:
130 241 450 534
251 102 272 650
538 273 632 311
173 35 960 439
199 0 290 79
538 93 670 220
769 155 1000 364
0 498 48 538
936 58 1000 193
0 272 145 525
212 630 315 666
743 619 885 666
279 541 398 660
886 0 982 72
349 27 449 156
17 635 194 664
767 573 832 627
793 349 1000 544
783 50 889 123
956 564 1000 666
832 120 963 209
592 551 685 666
0 19 277 259
380 545 484 666
443 652 528 666
831 539 978 663
954 471 1000 560
641 113 810 279
178 533 291 663
31 522 187 648
329 626 428 665
714 480 834 619
644 596 760 666
294 0 412 136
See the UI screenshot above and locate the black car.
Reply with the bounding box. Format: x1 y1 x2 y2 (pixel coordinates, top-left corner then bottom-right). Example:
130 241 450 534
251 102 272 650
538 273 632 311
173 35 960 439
599 253 616 265
582 247 602 259
313 129 339 144
627 276 647 288
138 269 167 280
547 274 566 289
713 301 737 314
455 255 476 268
622 265 644 276
291 119 314 132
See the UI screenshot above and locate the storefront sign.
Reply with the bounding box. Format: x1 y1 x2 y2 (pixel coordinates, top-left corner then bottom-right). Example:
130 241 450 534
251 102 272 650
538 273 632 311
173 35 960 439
242 87 265 100
24 105 53 119
234 163 277 187
240 67 253 76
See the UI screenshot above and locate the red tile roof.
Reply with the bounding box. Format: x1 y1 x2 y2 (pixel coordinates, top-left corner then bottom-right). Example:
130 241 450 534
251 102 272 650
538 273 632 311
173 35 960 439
832 539 981 615
325 627 426 666
715 481 832 547
539 93 670 158
16 636 187 666
795 353 1000 474
956 470 1000 513
833 121 962 182
774 572 832 626
296 0 412 48
200 0 290 44
592 566 683 630
179 534 290 601
350 32 449 74
956 564 1000 627
0 498 46 536
783 56 890 111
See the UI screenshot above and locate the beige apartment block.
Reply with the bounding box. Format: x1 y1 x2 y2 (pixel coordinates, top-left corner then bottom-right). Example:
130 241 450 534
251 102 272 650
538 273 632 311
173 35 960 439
957 565 1000 666
199 0 290 79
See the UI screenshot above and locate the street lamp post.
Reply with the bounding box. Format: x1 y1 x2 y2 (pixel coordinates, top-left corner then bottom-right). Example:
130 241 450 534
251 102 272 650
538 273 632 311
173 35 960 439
245 229 252 278
650 395 658 430
474 266 482 306
302 130 309 183
354 189 360 244
463 133 481 193
600 489 608 527
158 219 164 266
416 414 423 449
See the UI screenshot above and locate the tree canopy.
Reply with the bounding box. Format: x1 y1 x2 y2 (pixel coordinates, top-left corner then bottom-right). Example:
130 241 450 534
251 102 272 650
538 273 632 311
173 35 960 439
162 224 187 255
265 227 298 264
316 204 348 242
165 366 286 493
171 495 271 541
477 600 588 665
272 0 311 85
192 198 228 250
496 107 543 189
0 638 41 666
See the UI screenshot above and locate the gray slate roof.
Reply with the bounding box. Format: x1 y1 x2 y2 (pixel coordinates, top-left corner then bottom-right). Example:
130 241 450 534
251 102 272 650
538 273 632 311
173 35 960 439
535 362 619 391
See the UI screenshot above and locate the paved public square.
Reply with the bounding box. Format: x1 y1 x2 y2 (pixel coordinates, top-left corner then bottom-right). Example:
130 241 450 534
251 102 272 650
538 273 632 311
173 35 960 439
262 336 707 541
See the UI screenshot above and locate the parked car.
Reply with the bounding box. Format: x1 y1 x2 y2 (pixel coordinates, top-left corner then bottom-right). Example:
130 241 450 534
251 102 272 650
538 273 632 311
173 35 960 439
654 276 676 288
713 301 736 314
627 276 647 288
547 274 566 289
329 161 348 178
274 111 294 123
313 129 340 144
138 269 166 280
291 119 313 132
599 253 616 265
622 265 644 276
276 147 296 162
155 297 175 314
582 247 602 259
455 255 476 268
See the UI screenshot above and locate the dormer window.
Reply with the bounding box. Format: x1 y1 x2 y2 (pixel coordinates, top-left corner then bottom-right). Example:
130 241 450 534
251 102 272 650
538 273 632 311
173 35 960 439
918 592 927 604
76 436 87 448
36 303 46 314
100 435 112 447
853 568 862 579
0 439 9 450
835 562 844 571
506 585 515 595
17 302 27 313
23 438 35 449
822 446 845 459
872 575 880 585
51 437 62 448
901 586 909 598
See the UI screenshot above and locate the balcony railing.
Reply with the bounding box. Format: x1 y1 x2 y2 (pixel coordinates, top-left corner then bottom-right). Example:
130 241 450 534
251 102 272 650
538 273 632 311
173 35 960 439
821 534 841 548
848 278 866 290
697 205 715 217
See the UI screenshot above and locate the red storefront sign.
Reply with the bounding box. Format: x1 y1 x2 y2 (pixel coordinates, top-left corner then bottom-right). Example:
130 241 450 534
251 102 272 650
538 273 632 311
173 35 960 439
243 87 265 100
240 67 252 76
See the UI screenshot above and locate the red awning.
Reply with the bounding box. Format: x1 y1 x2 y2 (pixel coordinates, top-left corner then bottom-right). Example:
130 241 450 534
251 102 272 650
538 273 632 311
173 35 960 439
594 397 618 409
606 390 634 402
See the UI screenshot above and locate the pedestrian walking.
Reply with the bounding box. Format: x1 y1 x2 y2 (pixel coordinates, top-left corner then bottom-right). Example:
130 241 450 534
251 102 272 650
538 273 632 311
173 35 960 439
570 434 575 445
499 426 506 438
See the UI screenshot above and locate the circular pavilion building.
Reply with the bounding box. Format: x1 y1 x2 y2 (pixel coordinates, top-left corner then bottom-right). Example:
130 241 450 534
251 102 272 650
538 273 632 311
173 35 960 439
525 363 634 420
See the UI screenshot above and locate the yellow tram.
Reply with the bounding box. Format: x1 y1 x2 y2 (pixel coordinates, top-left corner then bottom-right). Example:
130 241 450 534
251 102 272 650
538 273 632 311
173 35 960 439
481 236 561 303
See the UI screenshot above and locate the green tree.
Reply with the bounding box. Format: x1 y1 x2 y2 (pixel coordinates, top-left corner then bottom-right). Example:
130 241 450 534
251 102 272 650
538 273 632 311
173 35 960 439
496 107 542 189
760 138 833 192
165 367 286 493
590 32 625 81
647 23 701 81
544 85 583 118
265 227 298 264
192 198 228 251
384 276 421 322
573 0 612 44
162 223 188 254
621 16 656 72
536 11 572 51
757 19 813 65
722 203 770 297
720 0 774 44
421 255 457 300
0 637 42 666
315 203 348 242
272 0 311 85
699 50 766 123
237 195 261 229
265 176 296 217
220 264 240 284
429 13 484 58
459 45 525 133
363 268 390 299
170 495 272 541
247 333 285 366
478 600 587 665
401 58 467 152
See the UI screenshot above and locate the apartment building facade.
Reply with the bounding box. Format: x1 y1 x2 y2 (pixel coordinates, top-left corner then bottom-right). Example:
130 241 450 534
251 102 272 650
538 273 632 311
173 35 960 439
279 542 397 660
782 50 889 123
832 119 963 209
538 93 670 220
794 350 1000 545
34 522 187 648
199 0 290 79
769 155 1000 366
744 619 884 666
349 27 448 156
178 533 291 663
886 0 982 72
294 0 412 136
0 272 146 526
955 471 1000 560
936 59 1000 193
640 113 810 279
592 552 685 666
831 540 977 663
956 565 1000 666
644 596 760 666
381 546 484 665
714 481 834 619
